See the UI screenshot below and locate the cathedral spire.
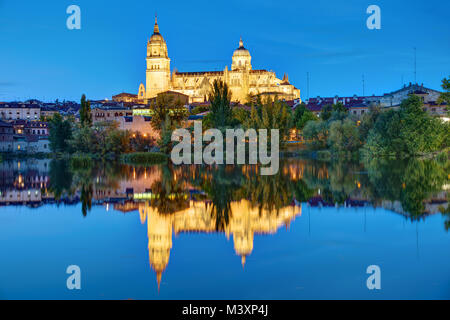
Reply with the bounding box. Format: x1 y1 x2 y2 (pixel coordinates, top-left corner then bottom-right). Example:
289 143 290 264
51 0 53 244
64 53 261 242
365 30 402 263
239 36 244 49
154 14 159 34
157 271 162 292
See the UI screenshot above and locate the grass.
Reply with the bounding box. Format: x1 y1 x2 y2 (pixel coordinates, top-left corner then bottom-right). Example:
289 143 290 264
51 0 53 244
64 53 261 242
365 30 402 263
121 152 168 165
70 153 94 168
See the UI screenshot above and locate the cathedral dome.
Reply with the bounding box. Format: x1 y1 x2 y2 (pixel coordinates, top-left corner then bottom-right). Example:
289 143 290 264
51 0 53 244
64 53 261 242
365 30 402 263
232 37 250 57
231 37 252 71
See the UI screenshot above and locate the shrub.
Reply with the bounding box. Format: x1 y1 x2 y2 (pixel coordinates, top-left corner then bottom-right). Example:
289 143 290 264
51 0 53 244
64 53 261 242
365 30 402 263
121 152 168 165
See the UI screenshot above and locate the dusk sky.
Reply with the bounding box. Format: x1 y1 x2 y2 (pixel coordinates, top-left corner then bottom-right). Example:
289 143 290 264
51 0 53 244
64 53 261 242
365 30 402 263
1 0 449 102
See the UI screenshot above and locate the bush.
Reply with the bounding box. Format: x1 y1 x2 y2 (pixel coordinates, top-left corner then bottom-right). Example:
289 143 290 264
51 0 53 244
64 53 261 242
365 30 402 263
121 152 168 165
436 151 448 163
70 154 94 169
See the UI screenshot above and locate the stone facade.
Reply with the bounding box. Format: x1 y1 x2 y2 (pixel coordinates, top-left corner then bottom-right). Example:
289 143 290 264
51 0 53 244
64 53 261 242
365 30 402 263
0 103 40 120
140 18 300 104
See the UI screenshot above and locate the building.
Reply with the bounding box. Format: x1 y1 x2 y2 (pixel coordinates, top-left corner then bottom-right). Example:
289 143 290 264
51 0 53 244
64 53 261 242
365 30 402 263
0 120 14 152
0 119 50 153
0 102 40 120
91 104 133 124
11 120 49 136
119 115 159 138
139 17 301 104
374 82 442 107
305 95 375 117
303 83 446 119
40 104 59 119
112 93 139 103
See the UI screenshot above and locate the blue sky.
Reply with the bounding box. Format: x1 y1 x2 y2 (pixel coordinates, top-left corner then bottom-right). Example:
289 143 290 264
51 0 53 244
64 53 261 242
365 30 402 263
0 0 449 102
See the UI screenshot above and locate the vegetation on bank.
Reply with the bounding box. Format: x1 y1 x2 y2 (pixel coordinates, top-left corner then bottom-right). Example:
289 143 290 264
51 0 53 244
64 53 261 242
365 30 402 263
48 94 157 160
302 95 449 159
121 152 168 165
45 77 449 163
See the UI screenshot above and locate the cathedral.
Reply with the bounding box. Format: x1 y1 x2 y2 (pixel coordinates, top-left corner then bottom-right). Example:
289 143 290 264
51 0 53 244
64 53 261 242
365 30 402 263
138 17 301 104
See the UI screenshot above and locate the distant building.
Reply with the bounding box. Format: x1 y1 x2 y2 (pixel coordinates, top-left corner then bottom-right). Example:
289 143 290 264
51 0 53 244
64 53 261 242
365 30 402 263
119 115 158 139
91 104 133 124
0 120 14 152
304 95 376 117
112 93 139 103
0 119 50 153
0 102 40 120
303 82 445 119
374 82 442 107
40 105 59 119
11 120 49 136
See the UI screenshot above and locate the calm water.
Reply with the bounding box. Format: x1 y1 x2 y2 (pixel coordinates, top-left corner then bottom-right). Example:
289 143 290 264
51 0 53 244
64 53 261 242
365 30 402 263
0 158 448 299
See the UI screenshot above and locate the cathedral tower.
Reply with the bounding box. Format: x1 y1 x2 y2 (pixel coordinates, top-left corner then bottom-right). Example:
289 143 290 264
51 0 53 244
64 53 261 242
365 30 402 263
146 16 171 99
231 37 252 71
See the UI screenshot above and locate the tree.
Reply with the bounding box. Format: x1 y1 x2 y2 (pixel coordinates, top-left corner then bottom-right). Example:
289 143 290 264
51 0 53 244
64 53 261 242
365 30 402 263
69 126 97 154
303 120 328 149
320 104 333 121
231 107 249 127
130 132 156 152
48 113 73 152
297 110 318 130
362 95 448 157
437 77 450 105
333 102 347 113
150 93 187 132
158 114 173 154
244 97 292 141
80 94 92 127
292 103 307 124
209 80 233 128
328 119 362 152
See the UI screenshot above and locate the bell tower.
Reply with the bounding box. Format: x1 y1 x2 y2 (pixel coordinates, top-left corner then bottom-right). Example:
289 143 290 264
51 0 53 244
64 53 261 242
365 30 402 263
146 16 171 99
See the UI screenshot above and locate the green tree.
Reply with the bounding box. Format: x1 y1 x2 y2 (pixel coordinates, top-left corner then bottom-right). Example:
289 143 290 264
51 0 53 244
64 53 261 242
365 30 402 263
244 97 292 141
437 76 450 105
297 110 318 130
158 114 173 154
48 113 73 152
150 93 187 132
333 102 347 113
362 95 448 157
292 103 307 124
231 107 250 127
303 120 328 149
320 104 333 121
209 80 233 128
80 94 92 127
328 118 362 152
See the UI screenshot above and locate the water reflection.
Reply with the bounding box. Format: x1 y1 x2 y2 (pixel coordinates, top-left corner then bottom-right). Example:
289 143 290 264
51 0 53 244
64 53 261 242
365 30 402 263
0 157 448 288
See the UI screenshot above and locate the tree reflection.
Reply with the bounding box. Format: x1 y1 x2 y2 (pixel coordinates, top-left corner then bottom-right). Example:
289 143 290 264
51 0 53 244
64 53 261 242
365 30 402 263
48 160 74 200
148 165 189 214
365 158 448 218
43 156 448 228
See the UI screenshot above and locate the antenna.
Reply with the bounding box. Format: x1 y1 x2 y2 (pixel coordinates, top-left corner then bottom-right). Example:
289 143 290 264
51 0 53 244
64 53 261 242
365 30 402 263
362 74 365 96
414 47 417 84
306 72 310 100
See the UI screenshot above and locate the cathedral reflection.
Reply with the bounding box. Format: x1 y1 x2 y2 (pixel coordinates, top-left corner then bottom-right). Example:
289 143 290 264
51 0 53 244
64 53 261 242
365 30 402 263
130 199 301 289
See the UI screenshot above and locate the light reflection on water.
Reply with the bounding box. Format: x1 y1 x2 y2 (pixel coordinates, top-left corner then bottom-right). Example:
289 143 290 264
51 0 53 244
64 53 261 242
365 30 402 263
0 158 448 299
